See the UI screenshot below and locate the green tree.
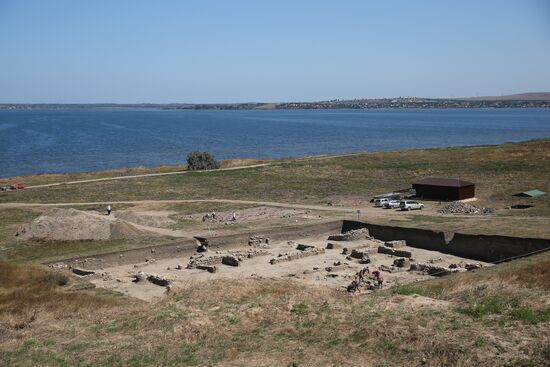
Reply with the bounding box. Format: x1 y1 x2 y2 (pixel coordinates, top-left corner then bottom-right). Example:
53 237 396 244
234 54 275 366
186 151 220 171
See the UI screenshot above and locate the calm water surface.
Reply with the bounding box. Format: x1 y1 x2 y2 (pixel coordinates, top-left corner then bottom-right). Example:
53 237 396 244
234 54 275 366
1 108 549 178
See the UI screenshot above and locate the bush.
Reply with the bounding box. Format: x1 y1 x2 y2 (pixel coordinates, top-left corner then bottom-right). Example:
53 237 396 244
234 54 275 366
186 151 220 171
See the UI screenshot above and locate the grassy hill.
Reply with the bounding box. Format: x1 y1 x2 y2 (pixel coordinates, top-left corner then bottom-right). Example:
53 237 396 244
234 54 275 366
1 139 549 237
1 250 549 366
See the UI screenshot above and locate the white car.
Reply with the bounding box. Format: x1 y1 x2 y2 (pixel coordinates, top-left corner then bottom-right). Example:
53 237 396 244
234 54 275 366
383 200 401 209
374 198 390 207
399 200 424 211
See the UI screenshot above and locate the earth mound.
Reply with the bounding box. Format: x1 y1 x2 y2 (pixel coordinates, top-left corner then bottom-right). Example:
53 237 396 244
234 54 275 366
16 208 157 241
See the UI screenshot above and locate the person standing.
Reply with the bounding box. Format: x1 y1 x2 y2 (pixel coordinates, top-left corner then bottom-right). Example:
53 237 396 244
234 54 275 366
107 205 112 216
232 212 237 221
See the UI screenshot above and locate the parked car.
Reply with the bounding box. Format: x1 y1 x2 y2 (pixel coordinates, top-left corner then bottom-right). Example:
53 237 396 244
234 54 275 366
374 198 390 207
0 186 8 191
383 200 401 209
399 200 424 211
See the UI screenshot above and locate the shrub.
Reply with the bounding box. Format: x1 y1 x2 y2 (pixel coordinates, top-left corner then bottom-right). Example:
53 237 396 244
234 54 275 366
186 151 220 171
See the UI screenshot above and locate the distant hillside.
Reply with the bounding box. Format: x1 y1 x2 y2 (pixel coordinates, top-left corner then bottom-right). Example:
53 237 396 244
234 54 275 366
2 92 550 110
464 92 550 101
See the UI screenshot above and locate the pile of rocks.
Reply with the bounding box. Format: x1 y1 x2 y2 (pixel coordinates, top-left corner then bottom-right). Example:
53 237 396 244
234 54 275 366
438 201 494 215
132 271 171 287
327 228 370 241
348 249 371 264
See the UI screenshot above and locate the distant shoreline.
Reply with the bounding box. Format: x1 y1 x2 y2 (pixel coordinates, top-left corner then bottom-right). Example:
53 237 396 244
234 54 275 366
1 102 549 110
2 92 550 110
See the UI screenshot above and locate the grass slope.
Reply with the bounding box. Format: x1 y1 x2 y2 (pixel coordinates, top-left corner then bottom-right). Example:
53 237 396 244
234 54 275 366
1 140 548 208
1 251 549 366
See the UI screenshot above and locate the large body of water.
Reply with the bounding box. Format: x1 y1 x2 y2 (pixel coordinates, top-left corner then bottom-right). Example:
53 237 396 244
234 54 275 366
1 108 549 178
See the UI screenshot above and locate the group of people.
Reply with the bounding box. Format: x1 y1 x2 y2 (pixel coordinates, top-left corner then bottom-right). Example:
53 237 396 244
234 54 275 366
347 265 384 293
202 211 238 222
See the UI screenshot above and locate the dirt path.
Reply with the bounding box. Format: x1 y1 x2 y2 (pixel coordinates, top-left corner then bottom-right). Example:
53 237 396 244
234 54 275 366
0 198 441 225
0 198 372 214
24 164 271 189
22 152 365 190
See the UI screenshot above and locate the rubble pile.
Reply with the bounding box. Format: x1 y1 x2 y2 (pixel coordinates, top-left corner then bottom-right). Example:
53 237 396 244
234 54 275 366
438 201 494 215
327 228 370 241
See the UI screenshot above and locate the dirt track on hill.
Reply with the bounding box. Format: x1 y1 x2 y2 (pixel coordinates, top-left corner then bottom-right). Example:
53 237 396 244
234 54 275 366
20 152 365 190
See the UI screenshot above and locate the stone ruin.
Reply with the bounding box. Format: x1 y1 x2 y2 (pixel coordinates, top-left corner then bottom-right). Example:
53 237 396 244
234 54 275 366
187 249 270 271
348 249 371 264
408 261 483 276
327 228 370 241
384 240 406 248
248 235 270 248
269 244 325 265
377 246 412 258
132 271 171 287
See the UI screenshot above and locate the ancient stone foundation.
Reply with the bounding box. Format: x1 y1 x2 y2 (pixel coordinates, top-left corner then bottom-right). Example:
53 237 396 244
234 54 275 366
270 247 325 265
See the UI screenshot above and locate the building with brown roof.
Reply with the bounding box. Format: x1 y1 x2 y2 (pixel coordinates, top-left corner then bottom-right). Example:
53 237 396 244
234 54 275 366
412 178 475 201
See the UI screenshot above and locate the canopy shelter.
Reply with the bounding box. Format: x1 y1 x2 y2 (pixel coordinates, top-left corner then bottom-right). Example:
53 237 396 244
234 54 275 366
513 189 546 198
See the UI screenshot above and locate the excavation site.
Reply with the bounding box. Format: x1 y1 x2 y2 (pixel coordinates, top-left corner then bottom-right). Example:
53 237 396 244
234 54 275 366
45 215 550 302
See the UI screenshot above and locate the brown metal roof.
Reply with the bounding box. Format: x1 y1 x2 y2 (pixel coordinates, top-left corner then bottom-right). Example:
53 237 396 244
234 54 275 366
412 178 474 188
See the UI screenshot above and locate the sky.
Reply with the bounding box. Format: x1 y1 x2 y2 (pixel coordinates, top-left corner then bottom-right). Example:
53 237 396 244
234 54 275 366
0 0 549 103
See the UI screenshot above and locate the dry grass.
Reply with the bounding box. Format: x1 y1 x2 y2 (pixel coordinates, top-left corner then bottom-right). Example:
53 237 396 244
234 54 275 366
1 259 549 366
418 250 550 296
0 158 269 187
2 139 548 208
0 263 120 331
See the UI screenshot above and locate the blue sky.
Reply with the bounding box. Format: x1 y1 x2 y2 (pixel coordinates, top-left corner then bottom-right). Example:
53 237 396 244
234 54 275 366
0 0 549 103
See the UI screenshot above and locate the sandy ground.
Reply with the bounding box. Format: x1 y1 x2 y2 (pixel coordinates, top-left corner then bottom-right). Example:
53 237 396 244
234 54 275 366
12 201 493 302
178 206 312 222
89 233 490 302
14 200 443 241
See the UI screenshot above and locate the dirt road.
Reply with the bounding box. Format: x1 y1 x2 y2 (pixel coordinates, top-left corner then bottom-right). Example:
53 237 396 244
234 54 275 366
0 198 430 218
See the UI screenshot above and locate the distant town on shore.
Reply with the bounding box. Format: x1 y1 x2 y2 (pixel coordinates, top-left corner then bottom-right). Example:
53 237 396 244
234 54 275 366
2 92 550 110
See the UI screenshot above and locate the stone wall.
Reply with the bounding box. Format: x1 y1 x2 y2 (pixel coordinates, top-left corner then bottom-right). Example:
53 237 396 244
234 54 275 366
448 233 550 262
341 220 550 262
342 220 448 251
